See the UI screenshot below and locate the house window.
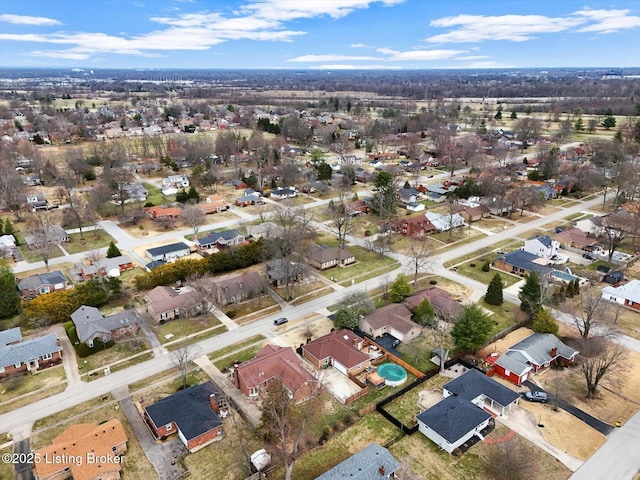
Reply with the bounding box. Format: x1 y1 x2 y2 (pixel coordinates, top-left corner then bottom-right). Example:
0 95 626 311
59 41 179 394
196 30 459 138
165 423 173 431
112 446 117 452
14 362 21 368
504 369 511 376
88 340 94 348
39 286 50 294
0 366 5 373
41 353 53 361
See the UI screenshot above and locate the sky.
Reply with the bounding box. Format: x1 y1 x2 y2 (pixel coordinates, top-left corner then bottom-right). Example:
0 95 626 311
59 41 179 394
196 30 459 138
1 0 639 70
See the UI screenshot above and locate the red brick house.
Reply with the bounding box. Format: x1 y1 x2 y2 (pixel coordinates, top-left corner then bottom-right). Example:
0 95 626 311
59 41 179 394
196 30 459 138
302 330 371 376
389 215 436 237
199 194 230 214
233 344 319 403
33 419 127 480
0 328 63 379
17 270 68 299
144 205 181 220
404 287 465 321
308 245 356 270
143 382 224 453
360 304 422 343
78 255 133 280
145 286 201 323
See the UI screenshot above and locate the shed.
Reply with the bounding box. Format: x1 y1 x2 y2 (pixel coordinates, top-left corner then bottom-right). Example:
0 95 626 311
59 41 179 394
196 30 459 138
603 271 624 284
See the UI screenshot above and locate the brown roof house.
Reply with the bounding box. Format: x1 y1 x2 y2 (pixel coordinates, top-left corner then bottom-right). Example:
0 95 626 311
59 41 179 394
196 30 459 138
360 303 422 343
33 419 127 480
232 344 319 402
145 286 200 323
405 287 465 321
199 194 230 214
210 271 266 306
552 227 598 251
308 245 355 270
389 215 436 237
143 382 224 453
302 329 370 376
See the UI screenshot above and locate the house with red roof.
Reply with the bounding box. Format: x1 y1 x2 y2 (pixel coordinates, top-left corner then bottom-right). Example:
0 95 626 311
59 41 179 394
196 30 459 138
232 344 319 403
302 329 370 376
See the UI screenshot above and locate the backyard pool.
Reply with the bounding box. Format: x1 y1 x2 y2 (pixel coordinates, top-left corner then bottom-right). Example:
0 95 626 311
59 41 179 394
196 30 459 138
377 362 408 387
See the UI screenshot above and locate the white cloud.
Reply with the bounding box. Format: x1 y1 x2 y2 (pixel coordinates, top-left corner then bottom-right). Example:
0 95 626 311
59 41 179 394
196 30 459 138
453 55 491 61
427 9 640 44
287 54 378 62
377 47 465 61
239 0 406 21
0 14 61 26
308 64 404 70
350 43 370 48
29 50 90 60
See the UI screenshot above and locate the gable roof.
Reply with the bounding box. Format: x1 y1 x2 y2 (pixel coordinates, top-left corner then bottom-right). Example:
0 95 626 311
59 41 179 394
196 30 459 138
304 330 369 369
416 395 492 445
17 270 67 291
404 287 465 320
552 228 597 247
315 443 400 480
146 242 190 257
495 250 554 276
533 235 553 248
196 229 241 246
147 290 200 317
0 333 62 369
236 344 316 396
71 305 141 343
602 279 640 304
212 271 264 295
444 369 520 407
144 382 222 441
308 245 353 264
0 327 22 346
506 333 579 366
362 303 418 335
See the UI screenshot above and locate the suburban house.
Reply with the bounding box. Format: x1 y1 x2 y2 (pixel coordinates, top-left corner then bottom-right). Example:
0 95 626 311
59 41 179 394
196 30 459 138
425 212 465 232
487 333 579 385
246 222 279 239
144 205 182 221
315 443 400 480
416 369 519 453
602 279 640 312
24 224 69 248
77 255 133 279
17 270 68 299
32 419 128 480
0 327 63 379
522 235 560 260
0 234 16 249
199 194 230 214
603 270 624 285
303 330 371 376
232 344 319 403
162 174 189 189
266 259 307 287
270 187 297 200
145 286 201 323
143 382 224 453
70 305 141 347
308 245 356 270
406 202 426 212
360 303 422 343
575 216 605 236
552 228 598 251
389 215 436 237
348 199 371 216
210 271 266 306
235 195 263 207
456 204 491 223
397 187 420 204
195 229 245 251
404 287 465 321
492 250 554 278
480 197 514 216
146 242 191 263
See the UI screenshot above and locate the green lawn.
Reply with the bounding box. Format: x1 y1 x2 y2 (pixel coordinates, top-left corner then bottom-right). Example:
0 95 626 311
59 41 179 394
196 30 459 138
396 336 445 373
213 345 263 372
143 182 167 206
347 371 417 413
156 315 223 344
17 239 64 263
78 338 150 377
481 301 526 337
208 335 266 361
321 246 399 285
0 447 14 480
456 261 522 288
0 365 66 403
64 229 114 254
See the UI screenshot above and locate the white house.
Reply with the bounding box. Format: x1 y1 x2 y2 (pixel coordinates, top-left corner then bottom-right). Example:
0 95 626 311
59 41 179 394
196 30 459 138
162 175 189 189
602 279 640 312
425 212 465 232
522 235 559 260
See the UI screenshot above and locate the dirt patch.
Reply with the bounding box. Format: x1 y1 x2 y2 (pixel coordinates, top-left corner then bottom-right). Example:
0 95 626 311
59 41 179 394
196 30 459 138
274 314 333 348
417 389 444 410
477 327 535 357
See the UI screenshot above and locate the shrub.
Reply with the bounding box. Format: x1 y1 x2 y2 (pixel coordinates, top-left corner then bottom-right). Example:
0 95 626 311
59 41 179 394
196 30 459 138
482 261 491 272
470 263 476 268
342 413 354 426
75 339 114 358
226 309 237 319
429 280 437 285
364 230 372 237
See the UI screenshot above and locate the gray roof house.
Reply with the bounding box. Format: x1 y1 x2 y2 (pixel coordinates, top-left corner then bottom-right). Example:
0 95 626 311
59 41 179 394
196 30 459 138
24 225 69 248
416 369 519 453
315 443 399 480
0 327 63 378
195 229 244 250
70 305 141 346
17 270 68 299
146 242 191 262
493 250 554 278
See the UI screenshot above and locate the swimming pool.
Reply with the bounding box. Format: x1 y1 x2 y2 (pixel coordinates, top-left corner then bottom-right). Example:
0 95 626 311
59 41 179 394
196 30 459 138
377 362 408 387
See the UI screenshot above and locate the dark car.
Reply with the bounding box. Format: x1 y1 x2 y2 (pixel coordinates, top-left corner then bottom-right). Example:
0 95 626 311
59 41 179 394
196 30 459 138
525 391 548 403
583 252 596 261
274 317 288 326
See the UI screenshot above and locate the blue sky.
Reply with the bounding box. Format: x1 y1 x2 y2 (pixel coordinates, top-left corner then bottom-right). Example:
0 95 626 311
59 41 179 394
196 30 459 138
1 0 639 69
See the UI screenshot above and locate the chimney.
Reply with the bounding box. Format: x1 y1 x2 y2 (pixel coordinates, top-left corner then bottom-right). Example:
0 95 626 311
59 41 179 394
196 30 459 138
209 393 220 414
378 465 386 476
550 347 558 357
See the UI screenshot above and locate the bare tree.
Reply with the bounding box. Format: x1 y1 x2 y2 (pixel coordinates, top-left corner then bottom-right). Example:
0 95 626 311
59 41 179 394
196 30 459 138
405 237 432 285
105 167 134 217
171 338 200 389
0 162 26 221
513 117 542 150
598 211 631 264
570 287 612 339
485 438 539 480
326 196 352 250
25 212 58 270
511 186 544 217
181 205 206 239
578 337 627 399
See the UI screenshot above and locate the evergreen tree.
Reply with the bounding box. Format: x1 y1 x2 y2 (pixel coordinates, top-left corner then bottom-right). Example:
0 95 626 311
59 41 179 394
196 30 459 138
519 271 542 314
510 111 518 120
106 241 122 258
389 274 412 303
485 273 504 306
572 279 580 296
532 308 559 335
494 105 503 120
414 299 435 326
0 261 20 318
451 303 493 352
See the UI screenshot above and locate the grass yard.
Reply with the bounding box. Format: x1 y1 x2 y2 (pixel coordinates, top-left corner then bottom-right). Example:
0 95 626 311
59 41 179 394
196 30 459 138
165 326 227 351
30 403 154 480
455 262 523 288
155 315 223 344
0 365 66 403
64 229 114 254
396 335 449 373
17 242 64 263
346 371 417 413
213 344 264 372
223 294 279 319
383 375 452 428
77 337 149 376
274 280 328 301
208 335 266 361
319 246 399 285
0 447 14 480
143 182 165 206
431 228 485 246
481 301 526 337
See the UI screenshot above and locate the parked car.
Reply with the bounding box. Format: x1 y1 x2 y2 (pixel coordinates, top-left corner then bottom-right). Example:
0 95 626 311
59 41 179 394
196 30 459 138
274 317 289 326
583 252 596 261
392 339 401 348
525 391 548 403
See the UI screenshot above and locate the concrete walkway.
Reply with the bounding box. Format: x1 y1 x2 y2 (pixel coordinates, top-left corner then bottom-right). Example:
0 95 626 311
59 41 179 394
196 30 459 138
193 355 261 428
48 324 82 388
497 406 583 472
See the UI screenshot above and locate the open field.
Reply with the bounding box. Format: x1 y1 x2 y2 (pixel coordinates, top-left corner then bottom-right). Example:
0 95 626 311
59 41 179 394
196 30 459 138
64 228 114 254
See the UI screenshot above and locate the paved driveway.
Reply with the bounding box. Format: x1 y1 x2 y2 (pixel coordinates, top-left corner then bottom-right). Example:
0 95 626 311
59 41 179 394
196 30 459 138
321 367 362 404
13 438 35 480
